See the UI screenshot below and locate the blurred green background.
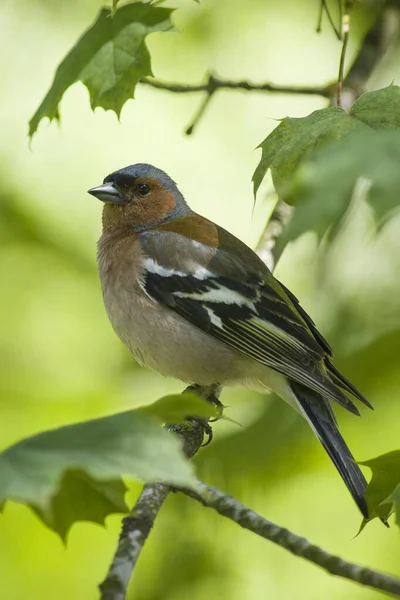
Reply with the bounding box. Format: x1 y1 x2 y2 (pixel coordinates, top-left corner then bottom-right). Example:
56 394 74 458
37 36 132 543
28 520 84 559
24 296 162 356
1 0 400 598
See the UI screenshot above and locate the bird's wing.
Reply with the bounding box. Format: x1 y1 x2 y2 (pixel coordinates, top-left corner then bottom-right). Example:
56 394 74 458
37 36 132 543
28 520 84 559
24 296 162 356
139 218 368 413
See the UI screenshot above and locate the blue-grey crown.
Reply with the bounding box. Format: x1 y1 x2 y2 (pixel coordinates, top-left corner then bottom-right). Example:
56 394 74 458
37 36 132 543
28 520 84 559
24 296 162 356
104 163 179 195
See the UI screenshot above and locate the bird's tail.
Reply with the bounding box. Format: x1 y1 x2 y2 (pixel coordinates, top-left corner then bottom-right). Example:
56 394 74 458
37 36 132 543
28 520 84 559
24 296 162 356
291 381 369 519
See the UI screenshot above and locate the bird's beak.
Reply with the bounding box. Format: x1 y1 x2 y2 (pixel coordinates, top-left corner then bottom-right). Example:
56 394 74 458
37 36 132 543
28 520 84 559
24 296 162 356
87 182 124 205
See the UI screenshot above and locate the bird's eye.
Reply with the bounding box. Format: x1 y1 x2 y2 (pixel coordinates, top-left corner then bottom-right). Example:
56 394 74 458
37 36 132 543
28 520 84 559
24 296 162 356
136 183 150 197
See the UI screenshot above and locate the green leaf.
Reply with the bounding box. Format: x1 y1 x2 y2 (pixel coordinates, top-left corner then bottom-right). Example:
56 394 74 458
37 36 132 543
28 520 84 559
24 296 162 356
253 85 400 197
350 84 400 130
252 108 366 197
32 470 128 541
0 408 195 538
29 2 174 138
277 130 400 249
360 450 400 524
386 485 400 527
140 392 220 423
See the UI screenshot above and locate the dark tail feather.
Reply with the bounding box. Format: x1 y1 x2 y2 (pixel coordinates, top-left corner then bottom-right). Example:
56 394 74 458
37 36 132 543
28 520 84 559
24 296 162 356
326 361 373 410
291 381 369 519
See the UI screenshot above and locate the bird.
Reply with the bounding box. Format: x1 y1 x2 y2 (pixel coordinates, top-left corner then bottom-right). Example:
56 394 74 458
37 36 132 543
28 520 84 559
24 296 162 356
88 163 373 519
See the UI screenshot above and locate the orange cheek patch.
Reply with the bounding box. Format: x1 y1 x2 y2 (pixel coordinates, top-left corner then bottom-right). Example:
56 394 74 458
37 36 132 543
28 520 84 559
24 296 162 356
125 188 177 226
136 190 176 224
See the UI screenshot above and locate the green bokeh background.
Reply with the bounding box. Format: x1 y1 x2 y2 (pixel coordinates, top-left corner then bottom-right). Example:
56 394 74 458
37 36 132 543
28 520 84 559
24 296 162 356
1 0 400 598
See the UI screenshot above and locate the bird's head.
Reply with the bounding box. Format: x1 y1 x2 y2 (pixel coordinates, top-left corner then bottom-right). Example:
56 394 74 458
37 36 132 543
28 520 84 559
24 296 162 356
88 163 191 232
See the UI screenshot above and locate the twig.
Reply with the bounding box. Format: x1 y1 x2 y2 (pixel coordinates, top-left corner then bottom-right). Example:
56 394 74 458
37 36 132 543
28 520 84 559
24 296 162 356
141 75 331 97
316 0 342 39
141 2 400 125
337 1 352 107
187 482 400 597
98 417 206 599
316 0 324 34
185 75 218 135
141 75 332 135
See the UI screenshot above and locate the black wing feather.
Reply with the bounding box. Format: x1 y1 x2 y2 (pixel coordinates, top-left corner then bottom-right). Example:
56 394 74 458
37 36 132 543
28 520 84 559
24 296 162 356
140 228 371 414
143 268 361 413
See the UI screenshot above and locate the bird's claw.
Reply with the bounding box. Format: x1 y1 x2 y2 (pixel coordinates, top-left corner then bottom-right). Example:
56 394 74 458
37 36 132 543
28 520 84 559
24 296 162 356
208 393 224 422
184 383 223 445
188 417 213 446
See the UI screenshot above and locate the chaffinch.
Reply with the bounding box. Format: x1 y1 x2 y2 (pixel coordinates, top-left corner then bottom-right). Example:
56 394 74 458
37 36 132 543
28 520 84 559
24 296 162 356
88 163 373 518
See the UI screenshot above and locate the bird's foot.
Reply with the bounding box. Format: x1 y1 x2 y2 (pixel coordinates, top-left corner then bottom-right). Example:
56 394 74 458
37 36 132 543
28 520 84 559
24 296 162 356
185 383 224 420
188 417 214 446
184 383 224 445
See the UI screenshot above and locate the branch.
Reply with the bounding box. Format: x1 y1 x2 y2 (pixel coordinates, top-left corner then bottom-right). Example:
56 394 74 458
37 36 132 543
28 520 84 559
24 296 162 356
141 1 400 127
187 482 400 597
98 417 206 599
141 75 332 134
99 482 170 600
316 0 342 39
255 199 293 270
141 75 331 97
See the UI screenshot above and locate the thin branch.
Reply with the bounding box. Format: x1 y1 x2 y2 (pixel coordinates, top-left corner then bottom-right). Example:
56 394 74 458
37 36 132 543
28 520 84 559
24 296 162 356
255 199 293 271
141 75 331 97
185 75 218 135
141 75 332 135
316 0 325 34
141 1 400 124
188 482 400 597
317 0 342 39
99 482 170 600
185 93 214 135
337 1 352 107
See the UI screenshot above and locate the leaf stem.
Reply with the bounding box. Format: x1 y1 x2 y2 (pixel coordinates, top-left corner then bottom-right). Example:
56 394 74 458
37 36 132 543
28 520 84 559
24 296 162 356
337 1 352 108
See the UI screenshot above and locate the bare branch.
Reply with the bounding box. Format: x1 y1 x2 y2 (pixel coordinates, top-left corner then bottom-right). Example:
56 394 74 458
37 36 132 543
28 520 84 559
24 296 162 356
99 482 170 600
255 199 293 270
187 482 400 598
141 75 332 135
141 2 400 123
185 76 218 135
316 0 342 39
141 74 331 97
